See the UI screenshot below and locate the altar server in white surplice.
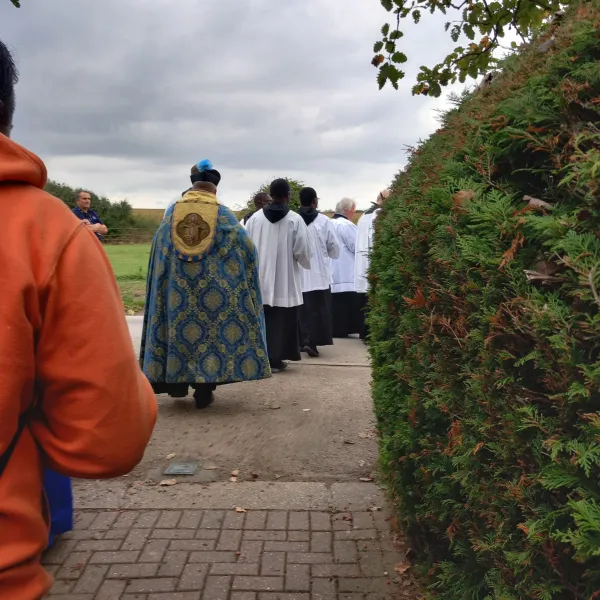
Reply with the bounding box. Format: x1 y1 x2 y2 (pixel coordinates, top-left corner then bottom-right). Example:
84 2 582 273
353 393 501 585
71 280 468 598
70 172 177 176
246 179 311 372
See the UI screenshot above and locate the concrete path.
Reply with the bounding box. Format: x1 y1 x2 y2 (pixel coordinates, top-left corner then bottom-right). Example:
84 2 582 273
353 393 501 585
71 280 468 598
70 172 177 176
44 319 419 599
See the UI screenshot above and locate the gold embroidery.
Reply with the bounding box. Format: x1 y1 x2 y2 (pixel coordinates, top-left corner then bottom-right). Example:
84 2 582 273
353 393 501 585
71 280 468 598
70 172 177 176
172 190 219 260
176 213 210 247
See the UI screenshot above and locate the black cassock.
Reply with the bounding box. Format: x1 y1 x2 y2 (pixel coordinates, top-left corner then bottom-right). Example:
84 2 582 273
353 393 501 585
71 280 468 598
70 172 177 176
299 288 334 350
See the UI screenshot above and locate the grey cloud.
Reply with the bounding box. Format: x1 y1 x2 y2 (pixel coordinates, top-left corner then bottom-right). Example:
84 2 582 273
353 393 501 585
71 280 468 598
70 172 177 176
0 0 462 207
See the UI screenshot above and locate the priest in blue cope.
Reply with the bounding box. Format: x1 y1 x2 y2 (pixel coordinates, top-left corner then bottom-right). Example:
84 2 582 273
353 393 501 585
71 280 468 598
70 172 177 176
140 160 271 409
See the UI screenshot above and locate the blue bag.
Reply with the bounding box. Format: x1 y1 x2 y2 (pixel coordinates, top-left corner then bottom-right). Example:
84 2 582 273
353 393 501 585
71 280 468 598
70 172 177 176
43 469 73 548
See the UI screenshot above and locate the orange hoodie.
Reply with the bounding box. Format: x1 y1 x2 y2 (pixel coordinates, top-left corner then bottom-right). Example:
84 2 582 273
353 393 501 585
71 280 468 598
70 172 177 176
0 134 157 600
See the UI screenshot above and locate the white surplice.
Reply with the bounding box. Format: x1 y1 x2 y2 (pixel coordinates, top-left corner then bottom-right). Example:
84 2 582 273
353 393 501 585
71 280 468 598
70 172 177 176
330 216 358 293
246 209 312 307
354 208 380 294
301 213 340 293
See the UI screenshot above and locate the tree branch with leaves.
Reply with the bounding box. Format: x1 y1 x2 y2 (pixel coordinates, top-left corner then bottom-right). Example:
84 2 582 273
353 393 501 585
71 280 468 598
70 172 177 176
372 0 570 96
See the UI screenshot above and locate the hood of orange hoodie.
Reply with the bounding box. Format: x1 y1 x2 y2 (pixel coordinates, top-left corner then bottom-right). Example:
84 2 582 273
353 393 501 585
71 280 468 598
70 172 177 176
0 133 47 189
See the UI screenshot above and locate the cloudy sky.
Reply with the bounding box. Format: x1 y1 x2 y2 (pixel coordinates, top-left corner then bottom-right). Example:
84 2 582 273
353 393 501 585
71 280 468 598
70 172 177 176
1 0 463 210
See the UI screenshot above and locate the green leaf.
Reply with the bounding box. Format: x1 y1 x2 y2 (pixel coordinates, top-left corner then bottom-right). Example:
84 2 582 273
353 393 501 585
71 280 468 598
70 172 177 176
392 52 408 64
381 23 390 36
412 9 421 24
463 23 475 40
385 41 396 54
381 0 393 11
377 66 388 90
390 30 404 40
374 41 384 53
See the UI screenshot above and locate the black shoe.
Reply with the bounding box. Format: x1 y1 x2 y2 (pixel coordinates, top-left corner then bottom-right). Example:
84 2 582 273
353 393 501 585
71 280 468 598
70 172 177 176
302 345 319 358
193 389 214 409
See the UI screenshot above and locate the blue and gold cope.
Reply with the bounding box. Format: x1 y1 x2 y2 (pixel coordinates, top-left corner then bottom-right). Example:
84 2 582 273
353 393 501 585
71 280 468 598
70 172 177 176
140 190 271 385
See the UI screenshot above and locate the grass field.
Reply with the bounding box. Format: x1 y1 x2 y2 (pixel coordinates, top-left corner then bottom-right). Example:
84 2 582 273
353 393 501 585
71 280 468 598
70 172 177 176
104 244 151 313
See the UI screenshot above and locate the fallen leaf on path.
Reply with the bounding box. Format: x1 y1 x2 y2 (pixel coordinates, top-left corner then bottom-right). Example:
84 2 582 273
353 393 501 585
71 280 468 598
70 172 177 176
359 477 374 482
166 453 176 459
302 409 311 412
344 440 356 445
159 479 177 487
231 470 240 477
127 309 135 316
369 506 382 512
251 472 259 479
205 466 219 470
230 476 238 483
394 562 411 575
235 507 247 513
269 405 281 410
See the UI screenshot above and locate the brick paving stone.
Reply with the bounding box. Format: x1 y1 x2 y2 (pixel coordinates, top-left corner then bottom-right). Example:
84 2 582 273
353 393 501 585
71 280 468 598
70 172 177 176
90 511 118 530
231 593 257 600
151 529 196 540
62 529 105 541
195 529 220 540
310 533 332 554
47 579 74 594
288 512 309 531
210 562 260 575
338 594 363 600
149 594 201 600
286 564 310 592
217 528 243 551
73 564 109 594
96 578 127 600
288 531 309 542
358 542 385 577
202 575 231 600
311 577 335 600
48 595 94 600
73 512 96 530
74 539 122 552
170 539 216 552
123 529 152 551
134 511 161 529
157 510 183 529
114 511 140 529
238 541 263 564
351 513 375 530
223 510 246 530
188 551 237 563
139 540 169 563
338 578 390 594
179 510 203 530
126 578 178 593
266 512 288 530
90 550 141 564
264 541 309 553
309 513 331 532
334 530 377 541
179 564 209 591
244 530 287 542
233 576 284 592
260 595 310 600
333 541 357 564
107 563 160 579
331 514 352 532
104 528 130 540
55 551 92 580
200 510 225 529
261 552 285 576
245 511 267 530
158 550 188 577
287 553 333 565
42 540 77 565
311 564 361 578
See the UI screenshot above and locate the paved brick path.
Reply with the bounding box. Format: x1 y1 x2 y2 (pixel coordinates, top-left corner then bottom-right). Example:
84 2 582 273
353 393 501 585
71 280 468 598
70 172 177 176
44 508 406 600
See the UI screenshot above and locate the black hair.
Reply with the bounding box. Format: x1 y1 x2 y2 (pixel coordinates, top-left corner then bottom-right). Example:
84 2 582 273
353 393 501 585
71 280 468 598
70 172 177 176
269 178 291 200
0 40 18 135
253 192 270 205
299 187 317 207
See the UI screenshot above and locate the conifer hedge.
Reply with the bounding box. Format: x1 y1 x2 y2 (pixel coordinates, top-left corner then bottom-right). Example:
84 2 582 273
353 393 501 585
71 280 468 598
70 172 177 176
369 3 600 598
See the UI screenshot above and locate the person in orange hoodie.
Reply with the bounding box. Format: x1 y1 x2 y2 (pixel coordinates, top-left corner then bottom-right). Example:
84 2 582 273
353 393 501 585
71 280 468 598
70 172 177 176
0 41 158 600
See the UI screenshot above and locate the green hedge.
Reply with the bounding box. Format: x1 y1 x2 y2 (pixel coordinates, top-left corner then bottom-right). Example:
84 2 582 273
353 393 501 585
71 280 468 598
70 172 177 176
369 4 600 599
